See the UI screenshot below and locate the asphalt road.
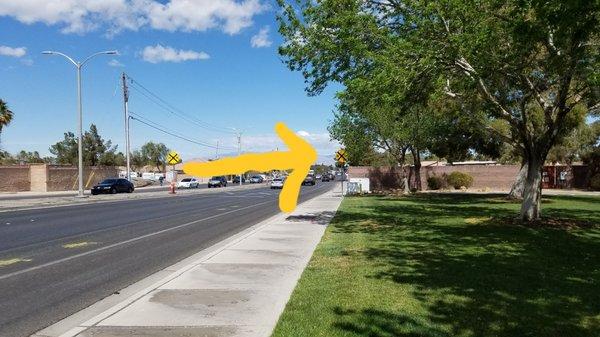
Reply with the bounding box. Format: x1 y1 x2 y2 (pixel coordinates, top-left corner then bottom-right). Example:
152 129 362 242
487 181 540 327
0 182 335 337
0 181 254 201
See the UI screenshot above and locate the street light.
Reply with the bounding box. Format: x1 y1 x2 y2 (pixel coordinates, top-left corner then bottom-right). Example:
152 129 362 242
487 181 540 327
42 50 118 197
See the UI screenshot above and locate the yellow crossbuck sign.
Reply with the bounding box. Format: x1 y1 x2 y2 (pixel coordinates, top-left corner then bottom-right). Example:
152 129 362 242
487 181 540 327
335 149 347 163
167 151 180 165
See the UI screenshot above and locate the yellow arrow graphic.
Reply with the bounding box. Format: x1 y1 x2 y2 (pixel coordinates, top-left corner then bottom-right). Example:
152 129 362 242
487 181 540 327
183 122 317 213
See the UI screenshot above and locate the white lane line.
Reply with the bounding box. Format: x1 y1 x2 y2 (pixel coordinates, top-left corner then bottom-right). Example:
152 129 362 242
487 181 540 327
0 199 274 281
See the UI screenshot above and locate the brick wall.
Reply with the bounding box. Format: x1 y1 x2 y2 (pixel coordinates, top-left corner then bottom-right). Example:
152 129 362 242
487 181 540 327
348 165 521 191
421 165 520 190
0 165 30 192
47 166 119 191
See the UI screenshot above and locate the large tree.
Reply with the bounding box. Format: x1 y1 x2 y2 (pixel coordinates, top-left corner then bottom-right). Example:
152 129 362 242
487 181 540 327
49 124 122 166
141 142 169 172
277 0 599 221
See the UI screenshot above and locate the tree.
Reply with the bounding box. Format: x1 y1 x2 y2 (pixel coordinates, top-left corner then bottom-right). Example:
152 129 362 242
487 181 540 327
15 150 45 164
130 150 148 171
49 124 122 166
277 0 600 221
141 142 169 172
0 99 14 146
49 132 78 165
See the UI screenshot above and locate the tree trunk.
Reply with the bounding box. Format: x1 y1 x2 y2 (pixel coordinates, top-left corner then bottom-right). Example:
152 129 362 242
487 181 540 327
508 161 528 199
410 147 422 191
520 157 543 221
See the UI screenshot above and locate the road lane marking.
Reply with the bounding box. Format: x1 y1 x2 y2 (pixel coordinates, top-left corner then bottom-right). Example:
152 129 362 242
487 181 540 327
0 193 268 256
62 241 98 249
0 199 275 280
0 258 32 267
0 184 332 280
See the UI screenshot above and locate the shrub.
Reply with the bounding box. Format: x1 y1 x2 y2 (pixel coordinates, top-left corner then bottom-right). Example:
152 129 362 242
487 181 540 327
427 175 447 190
590 174 600 191
447 171 474 189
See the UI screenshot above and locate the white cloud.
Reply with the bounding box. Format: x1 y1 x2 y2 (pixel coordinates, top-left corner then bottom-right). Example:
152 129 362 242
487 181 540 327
0 0 266 35
0 45 27 57
141 44 210 63
108 59 124 67
250 26 272 48
297 130 310 137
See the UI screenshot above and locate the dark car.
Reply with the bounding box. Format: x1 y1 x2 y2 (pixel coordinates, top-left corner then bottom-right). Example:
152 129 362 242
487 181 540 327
321 174 331 182
208 176 228 188
250 175 264 183
302 174 316 186
232 176 246 184
91 178 134 195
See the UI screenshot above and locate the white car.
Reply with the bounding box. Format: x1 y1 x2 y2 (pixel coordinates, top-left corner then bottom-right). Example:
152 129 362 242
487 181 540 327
177 177 200 189
270 177 285 189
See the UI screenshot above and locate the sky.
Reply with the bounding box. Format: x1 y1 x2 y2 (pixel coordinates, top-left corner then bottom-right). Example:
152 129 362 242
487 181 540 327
0 0 341 164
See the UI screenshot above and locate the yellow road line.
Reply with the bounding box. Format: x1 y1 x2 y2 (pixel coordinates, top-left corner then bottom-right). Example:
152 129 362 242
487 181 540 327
62 241 98 249
0 258 32 267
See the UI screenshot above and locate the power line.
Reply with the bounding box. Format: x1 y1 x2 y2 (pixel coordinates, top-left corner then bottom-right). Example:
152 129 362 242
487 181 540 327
129 111 237 151
125 74 236 134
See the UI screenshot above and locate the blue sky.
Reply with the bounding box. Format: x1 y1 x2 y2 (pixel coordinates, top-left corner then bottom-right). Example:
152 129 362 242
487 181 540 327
0 0 340 164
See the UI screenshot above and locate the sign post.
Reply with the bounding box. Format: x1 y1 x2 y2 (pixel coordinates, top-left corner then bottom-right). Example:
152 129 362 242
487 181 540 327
335 149 348 195
167 151 180 194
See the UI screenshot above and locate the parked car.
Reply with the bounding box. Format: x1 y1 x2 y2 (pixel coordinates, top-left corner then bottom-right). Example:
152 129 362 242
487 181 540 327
321 174 331 182
250 175 264 183
302 174 316 186
232 176 246 184
177 177 200 189
270 177 285 189
315 174 322 180
208 176 227 188
91 178 134 195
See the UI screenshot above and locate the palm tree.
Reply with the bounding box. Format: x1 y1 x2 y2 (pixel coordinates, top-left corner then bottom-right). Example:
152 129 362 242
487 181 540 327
0 99 14 134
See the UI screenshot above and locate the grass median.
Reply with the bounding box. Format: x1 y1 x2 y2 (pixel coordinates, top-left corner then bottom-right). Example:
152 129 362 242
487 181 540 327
272 193 600 337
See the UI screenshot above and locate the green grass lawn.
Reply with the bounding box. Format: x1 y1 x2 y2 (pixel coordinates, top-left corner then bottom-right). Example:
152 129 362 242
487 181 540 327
272 194 600 337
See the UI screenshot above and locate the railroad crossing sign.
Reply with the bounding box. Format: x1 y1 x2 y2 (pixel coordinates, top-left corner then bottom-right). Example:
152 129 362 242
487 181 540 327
167 151 180 165
335 149 348 164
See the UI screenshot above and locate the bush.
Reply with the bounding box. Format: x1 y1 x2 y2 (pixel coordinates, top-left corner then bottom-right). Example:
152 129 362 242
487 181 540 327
590 174 600 191
427 175 447 190
447 171 474 189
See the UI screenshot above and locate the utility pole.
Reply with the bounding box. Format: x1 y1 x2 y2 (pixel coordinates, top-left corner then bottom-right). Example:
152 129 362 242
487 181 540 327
237 131 242 186
122 72 131 181
216 141 220 160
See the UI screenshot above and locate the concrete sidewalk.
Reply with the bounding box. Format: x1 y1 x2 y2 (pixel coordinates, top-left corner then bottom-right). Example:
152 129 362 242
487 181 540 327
34 189 342 337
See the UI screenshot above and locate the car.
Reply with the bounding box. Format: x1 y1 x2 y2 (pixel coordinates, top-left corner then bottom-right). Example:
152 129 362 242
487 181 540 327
177 177 200 189
321 174 331 182
250 175 264 183
208 176 227 188
302 174 316 186
315 174 322 180
91 178 134 195
232 176 246 184
270 177 285 189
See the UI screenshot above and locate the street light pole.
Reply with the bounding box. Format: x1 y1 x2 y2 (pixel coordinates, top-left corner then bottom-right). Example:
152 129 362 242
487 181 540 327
42 50 118 197
237 131 242 186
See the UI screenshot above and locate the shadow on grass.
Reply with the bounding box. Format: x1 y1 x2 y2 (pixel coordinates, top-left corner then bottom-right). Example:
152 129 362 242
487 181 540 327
331 194 600 337
333 307 450 337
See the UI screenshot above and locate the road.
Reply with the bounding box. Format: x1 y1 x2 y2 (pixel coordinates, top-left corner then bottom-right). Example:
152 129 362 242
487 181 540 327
0 182 334 337
0 181 253 201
